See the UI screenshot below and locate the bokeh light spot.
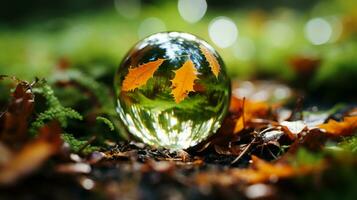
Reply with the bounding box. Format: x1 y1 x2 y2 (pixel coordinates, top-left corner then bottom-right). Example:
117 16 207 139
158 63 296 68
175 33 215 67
305 18 332 45
264 21 295 48
114 0 141 19
138 17 166 39
232 37 255 61
209 17 238 48
178 0 207 23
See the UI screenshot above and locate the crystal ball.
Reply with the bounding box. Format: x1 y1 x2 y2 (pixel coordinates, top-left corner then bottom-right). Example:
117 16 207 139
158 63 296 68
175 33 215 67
114 32 230 149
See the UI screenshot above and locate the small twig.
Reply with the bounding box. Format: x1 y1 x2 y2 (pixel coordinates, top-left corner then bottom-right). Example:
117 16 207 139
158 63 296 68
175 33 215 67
267 147 278 159
231 137 256 164
259 127 275 135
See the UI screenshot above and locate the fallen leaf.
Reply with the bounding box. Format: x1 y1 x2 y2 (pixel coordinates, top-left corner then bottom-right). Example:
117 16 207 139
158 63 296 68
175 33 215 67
287 129 326 153
233 97 270 133
0 82 34 148
171 60 198 103
0 122 62 185
318 116 357 136
280 120 307 139
251 156 294 177
228 156 297 184
303 112 329 128
200 45 220 78
196 155 323 185
234 116 247 133
121 58 164 91
229 95 243 113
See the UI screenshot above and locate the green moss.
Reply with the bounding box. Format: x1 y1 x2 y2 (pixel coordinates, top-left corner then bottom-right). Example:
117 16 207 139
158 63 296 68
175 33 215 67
61 133 99 154
96 116 114 131
30 82 83 133
289 148 323 167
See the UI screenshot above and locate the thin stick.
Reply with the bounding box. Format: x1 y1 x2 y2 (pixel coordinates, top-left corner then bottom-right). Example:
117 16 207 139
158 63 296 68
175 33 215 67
231 137 256 164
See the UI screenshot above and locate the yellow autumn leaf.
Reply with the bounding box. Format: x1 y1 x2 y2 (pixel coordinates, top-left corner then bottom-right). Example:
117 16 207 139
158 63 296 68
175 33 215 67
171 60 198 103
122 59 164 91
318 116 357 136
200 45 220 78
232 98 270 133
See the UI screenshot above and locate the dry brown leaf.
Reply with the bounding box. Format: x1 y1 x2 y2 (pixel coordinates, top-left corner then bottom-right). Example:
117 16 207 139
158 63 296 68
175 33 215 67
200 45 220 78
0 82 34 148
0 122 62 185
318 116 357 136
171 60 198 103
121 58 164 91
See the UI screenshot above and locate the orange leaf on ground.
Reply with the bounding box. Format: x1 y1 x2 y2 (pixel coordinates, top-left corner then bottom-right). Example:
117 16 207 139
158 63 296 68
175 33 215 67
232 97 270 133
121 58 164 91
234 117 246 133
318 116 357 136
171 60 198 103
200 45 220 78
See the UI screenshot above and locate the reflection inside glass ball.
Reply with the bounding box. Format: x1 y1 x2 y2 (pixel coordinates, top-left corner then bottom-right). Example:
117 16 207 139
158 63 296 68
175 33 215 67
114 32 230 149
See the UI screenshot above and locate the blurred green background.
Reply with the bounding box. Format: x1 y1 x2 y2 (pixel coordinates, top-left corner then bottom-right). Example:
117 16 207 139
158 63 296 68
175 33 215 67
1 0 357 101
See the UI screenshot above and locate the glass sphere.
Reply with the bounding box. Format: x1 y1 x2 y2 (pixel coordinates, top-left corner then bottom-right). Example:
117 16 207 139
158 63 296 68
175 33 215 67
114 32 230 149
